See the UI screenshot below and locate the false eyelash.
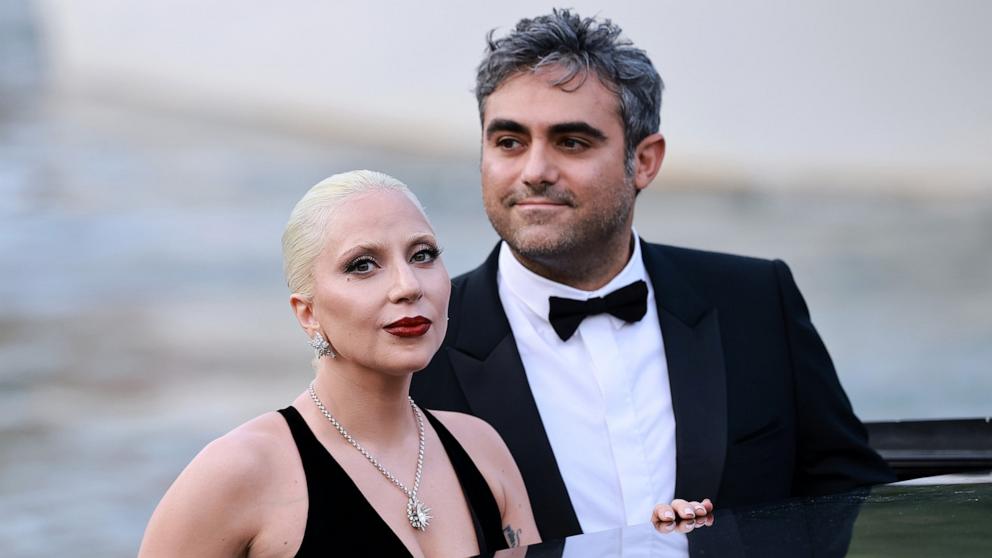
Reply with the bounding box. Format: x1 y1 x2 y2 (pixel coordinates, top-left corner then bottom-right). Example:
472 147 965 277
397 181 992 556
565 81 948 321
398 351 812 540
421 246 442 259
344 256 377 273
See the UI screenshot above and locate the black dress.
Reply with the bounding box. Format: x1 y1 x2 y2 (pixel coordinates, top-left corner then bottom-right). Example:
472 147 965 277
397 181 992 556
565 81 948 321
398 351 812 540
277 406 508 557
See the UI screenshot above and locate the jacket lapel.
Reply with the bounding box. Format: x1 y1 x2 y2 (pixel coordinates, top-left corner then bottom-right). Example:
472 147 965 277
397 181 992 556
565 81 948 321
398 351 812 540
641 241 729 502
447 245 582 540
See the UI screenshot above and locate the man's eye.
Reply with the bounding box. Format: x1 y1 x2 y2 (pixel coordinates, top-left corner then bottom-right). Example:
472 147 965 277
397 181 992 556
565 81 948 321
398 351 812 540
411 247 441 264
560 138 588 150
496 137 522 149
345 257 378 274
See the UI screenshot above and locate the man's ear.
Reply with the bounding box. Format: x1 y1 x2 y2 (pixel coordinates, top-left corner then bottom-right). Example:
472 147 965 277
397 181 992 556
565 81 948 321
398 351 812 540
290 293 318 335
633 133 666 192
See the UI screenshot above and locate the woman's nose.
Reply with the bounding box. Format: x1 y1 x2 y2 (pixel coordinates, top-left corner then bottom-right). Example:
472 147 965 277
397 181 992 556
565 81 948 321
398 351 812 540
388 262 424 303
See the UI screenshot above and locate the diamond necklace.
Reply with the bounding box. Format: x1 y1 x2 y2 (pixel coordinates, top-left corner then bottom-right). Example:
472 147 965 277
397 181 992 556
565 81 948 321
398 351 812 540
307 381 433 531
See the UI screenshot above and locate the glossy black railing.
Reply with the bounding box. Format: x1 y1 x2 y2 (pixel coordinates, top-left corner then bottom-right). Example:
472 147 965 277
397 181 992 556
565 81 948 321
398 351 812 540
866 417 992 480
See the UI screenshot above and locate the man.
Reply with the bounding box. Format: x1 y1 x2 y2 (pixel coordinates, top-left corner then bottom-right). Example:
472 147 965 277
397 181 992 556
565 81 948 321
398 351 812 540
411 9 894 542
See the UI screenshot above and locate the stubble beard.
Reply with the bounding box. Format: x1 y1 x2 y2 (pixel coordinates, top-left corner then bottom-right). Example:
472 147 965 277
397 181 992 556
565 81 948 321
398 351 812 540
487 178 638 284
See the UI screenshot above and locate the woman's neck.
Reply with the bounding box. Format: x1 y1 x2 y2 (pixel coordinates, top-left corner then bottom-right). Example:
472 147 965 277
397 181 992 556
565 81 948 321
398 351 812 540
308 360 416 448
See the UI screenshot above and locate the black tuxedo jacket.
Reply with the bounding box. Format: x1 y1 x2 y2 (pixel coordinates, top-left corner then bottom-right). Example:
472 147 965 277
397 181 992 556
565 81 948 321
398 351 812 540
411 240 894 541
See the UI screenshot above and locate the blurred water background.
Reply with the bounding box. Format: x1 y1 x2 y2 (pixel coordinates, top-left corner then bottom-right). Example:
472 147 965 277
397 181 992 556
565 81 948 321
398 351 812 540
1 1 990 556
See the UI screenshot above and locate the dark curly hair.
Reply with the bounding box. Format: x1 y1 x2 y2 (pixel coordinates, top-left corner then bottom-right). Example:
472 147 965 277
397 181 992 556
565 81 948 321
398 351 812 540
475 9 664 175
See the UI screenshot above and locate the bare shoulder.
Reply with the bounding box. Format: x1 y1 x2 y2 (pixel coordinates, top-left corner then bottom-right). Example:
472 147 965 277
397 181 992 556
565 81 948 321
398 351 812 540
427 410 540 547
427 411 517 509
427 410 513 468
139 411 297 557
193 411 292 487
428 410 501 441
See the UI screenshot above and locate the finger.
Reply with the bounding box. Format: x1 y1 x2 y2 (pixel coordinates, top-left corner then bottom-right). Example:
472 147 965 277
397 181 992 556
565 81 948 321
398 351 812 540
653 503 677 522
676 519 696 533
689 500 709 516
670 499 696 519
653 518 677 534
689 500 713 517
702 498 714 513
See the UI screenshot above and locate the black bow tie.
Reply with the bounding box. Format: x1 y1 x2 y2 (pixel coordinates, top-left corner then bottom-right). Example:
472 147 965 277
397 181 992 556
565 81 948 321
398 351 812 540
547 280 648 341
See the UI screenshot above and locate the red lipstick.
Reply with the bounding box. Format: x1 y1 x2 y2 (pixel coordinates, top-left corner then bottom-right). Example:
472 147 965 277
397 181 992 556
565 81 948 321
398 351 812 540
384 316 432 338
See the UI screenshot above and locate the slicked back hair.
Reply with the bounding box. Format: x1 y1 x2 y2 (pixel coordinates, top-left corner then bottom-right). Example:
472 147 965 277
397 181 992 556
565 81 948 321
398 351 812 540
282 170 425 300
475 9 664 175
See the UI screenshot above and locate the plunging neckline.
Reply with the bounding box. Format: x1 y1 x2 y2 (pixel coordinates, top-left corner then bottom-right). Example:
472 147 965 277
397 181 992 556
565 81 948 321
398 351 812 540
292 408 414 555
277 405 507 557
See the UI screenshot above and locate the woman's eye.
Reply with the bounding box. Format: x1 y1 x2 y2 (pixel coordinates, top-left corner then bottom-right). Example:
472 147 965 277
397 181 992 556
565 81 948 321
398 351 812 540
411 247 440 264
345 257 378 274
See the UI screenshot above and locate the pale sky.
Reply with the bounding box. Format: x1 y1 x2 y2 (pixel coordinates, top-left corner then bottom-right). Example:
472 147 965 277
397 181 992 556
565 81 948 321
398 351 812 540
38 0 992 192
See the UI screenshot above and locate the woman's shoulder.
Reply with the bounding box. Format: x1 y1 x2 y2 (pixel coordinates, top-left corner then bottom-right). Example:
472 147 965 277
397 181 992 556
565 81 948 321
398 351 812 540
167 411 295 507
224 410 294 449
426 409 539 545
427 410 509 457
139 411 299 556
426 410 516 489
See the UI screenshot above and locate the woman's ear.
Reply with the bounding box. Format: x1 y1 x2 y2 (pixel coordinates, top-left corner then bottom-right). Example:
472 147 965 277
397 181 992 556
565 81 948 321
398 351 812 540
290 293 317 335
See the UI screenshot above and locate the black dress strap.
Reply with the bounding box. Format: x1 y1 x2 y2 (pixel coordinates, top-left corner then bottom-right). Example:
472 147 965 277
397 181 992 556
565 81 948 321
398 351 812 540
277 406 508 557
422 409 509 555
278 406 411 557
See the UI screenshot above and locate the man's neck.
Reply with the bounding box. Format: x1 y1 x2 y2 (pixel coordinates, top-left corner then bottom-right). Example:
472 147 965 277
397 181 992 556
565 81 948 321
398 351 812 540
508 231 635 291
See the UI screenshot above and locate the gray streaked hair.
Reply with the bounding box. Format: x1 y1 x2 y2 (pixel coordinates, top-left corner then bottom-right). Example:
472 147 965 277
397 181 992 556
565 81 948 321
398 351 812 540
475 8 664 175
281 170 425 299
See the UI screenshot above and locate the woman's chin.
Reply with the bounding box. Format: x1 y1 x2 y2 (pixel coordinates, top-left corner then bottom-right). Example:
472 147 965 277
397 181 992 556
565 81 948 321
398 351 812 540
379 353 437 378
384 340 442 375
339 341 440 379
404 354 436 375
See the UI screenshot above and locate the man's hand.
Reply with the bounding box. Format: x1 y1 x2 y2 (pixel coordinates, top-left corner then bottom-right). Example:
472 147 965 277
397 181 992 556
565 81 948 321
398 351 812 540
651 498 713 524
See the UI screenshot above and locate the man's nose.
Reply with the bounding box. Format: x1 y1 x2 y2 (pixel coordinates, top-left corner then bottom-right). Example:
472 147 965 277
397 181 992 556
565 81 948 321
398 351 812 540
388 262 424 304
520 142 559 189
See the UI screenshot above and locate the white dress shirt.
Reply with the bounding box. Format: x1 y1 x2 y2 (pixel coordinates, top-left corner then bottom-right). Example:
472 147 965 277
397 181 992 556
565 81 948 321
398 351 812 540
496 235 679 534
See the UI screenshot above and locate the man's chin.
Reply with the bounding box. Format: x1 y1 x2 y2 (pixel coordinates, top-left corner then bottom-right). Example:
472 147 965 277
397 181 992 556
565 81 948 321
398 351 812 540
503 230 575 261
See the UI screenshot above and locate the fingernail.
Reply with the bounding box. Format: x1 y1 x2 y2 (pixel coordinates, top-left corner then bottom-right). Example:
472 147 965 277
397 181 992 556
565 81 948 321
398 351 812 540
683 507 695 517
695 506 706 514
662 510 675 520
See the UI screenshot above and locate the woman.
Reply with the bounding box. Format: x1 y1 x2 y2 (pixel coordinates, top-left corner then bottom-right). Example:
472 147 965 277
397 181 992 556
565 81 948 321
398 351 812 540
139 170 707 557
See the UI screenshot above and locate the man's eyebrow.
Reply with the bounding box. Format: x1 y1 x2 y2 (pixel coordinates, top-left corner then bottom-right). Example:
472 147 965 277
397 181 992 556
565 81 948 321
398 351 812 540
548 121 607 141
485 119 528 139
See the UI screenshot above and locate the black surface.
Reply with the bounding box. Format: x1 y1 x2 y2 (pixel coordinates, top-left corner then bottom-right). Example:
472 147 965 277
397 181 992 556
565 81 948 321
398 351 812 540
507 477 992 557
867 418 992 479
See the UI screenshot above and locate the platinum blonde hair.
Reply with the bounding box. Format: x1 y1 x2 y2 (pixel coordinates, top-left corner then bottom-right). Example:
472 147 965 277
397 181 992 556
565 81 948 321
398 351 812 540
281 170 425 299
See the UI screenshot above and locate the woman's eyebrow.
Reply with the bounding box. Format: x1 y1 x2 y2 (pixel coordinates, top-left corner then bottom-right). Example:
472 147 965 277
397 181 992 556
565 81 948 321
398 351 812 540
407 233 438 245
338 240 387 260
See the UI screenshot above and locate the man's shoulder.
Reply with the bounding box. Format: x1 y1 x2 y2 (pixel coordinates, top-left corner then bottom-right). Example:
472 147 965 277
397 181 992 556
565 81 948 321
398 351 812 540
642 241 782 275
451 263 488 288
446 241 788 291
640 241 797 309
446 246 502 311
450 255 497 289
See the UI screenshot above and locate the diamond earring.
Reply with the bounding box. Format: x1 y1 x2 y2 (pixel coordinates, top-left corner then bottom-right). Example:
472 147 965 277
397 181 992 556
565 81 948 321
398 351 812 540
309 331 336 359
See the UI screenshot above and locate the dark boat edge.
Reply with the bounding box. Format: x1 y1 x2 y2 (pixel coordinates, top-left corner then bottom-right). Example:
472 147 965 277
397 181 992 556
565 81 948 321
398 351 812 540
866 417 992 480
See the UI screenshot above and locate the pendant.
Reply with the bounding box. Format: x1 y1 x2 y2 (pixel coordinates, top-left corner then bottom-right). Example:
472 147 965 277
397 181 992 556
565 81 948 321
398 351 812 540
407 496 433 531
